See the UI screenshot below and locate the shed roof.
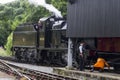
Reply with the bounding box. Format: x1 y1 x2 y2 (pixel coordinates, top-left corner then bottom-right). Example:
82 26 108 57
67 0 120 38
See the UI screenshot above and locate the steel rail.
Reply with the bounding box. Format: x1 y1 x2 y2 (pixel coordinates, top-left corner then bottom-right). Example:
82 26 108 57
0 59 31 80
3 60 78 80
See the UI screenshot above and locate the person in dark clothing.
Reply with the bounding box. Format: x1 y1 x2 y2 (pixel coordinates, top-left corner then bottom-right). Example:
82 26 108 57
78 42 88 71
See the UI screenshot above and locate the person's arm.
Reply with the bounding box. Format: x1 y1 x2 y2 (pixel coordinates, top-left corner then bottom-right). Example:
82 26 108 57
104 60 110 69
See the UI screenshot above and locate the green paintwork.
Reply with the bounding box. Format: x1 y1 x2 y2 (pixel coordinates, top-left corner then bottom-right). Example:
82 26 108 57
13 32 36 47
13 23 45 47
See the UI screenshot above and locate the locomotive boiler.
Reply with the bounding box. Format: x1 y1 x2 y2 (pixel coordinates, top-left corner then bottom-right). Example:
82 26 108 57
12 16 68 66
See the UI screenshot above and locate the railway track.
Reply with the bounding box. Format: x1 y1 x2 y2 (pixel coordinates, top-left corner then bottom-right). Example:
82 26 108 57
0 56 119 80
0 59 30 80
0 59 78 80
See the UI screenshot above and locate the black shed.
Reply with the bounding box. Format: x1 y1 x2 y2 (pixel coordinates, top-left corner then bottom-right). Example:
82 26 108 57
67 0 120 38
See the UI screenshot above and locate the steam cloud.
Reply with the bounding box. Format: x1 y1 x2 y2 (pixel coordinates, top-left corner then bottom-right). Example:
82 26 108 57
28 0 63 18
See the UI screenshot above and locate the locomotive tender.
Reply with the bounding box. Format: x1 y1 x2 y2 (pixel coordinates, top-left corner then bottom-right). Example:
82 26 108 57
12 16 68 66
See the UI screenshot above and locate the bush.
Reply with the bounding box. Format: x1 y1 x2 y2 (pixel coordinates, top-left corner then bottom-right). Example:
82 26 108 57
5 32 13 55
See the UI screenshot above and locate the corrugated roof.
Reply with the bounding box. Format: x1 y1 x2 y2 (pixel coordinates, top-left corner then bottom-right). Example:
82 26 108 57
67 0 120 38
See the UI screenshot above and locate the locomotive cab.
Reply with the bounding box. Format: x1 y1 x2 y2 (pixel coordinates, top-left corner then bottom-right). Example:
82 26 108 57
38 17 68 65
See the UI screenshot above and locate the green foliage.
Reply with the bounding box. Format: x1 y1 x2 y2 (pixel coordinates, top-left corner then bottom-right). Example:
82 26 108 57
6 0 20 8
14 8 24 15
0 0 67 55
5 33 13 55
0 5 5 11
0 48 9 56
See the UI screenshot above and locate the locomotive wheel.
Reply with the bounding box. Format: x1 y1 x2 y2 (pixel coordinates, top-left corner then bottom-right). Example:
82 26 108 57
15 54 22 61
14 48 22 61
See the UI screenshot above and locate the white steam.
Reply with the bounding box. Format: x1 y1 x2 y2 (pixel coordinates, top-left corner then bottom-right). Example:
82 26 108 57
28 0 63 18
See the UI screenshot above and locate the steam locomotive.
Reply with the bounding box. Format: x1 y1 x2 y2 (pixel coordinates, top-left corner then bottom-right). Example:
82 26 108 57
12 16 68 66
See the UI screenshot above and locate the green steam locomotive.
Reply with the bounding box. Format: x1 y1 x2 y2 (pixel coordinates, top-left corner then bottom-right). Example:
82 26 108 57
12 16 68 66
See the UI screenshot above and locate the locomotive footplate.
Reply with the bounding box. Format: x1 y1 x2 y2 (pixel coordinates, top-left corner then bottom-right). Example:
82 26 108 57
39 48 68 52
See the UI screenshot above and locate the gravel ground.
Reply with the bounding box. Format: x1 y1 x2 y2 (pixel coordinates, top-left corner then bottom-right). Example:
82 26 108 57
0 71 15 80
5 60 54 73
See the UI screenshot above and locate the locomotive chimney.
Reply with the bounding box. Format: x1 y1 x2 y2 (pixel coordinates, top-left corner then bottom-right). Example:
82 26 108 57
68 0 76 4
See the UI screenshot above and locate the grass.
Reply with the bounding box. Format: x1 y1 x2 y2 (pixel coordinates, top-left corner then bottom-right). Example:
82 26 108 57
0 47 11 56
